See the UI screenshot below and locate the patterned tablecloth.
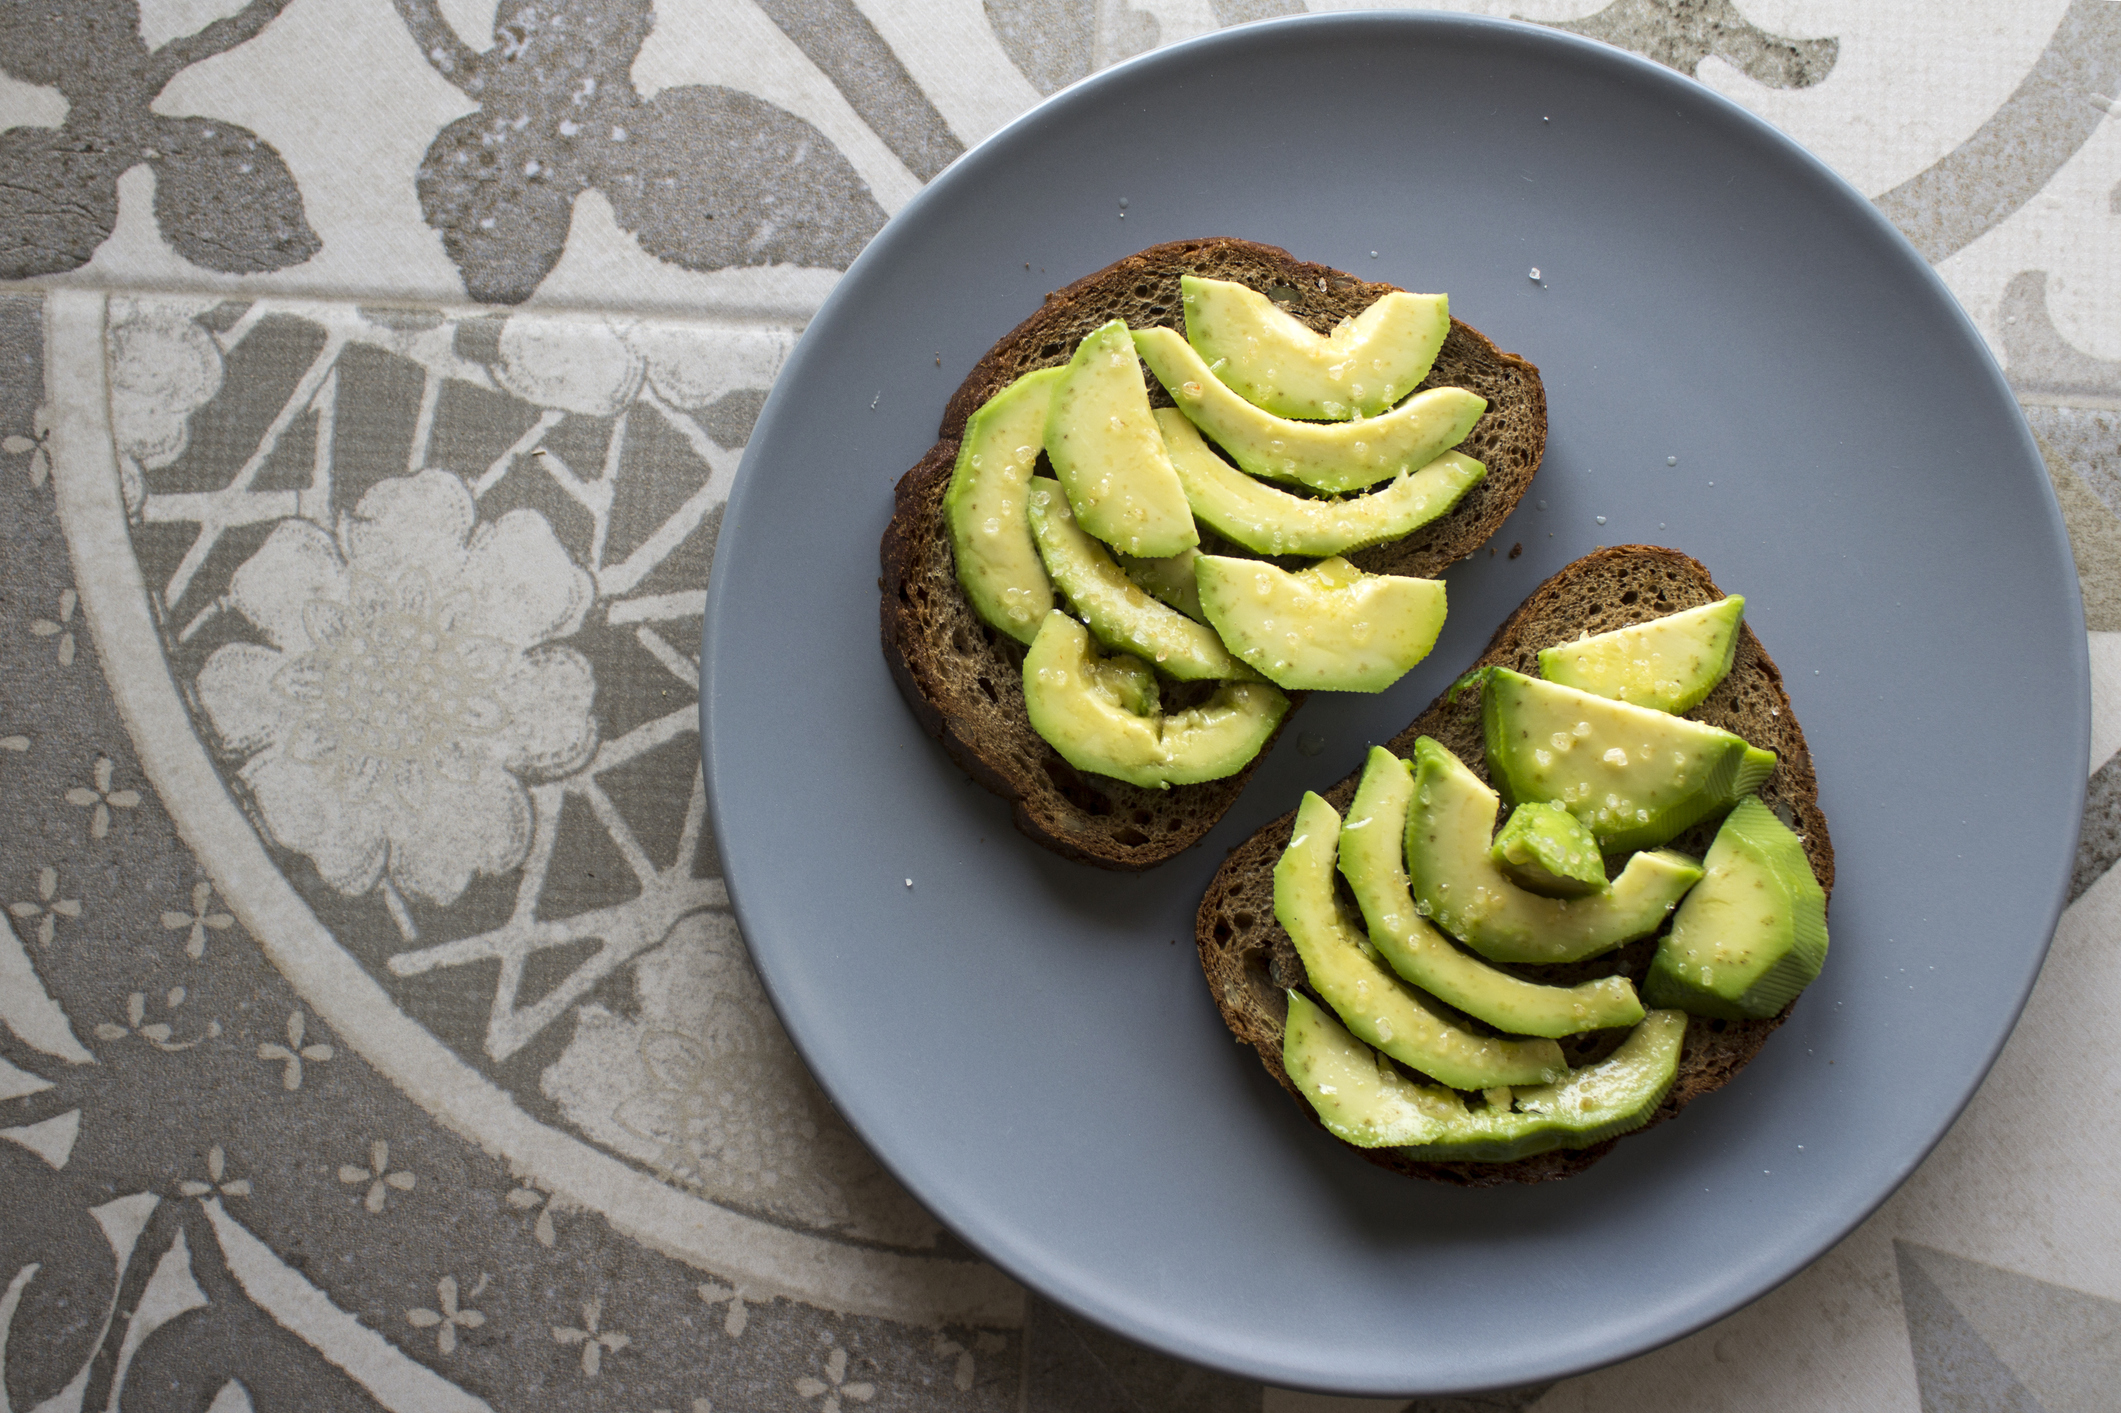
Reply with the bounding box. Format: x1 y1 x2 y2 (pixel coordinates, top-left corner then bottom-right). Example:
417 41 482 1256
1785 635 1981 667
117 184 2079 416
0 2 2117 1410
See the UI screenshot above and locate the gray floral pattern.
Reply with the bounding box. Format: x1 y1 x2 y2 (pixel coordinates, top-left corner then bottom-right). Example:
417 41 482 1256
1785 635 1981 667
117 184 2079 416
0 0 319 278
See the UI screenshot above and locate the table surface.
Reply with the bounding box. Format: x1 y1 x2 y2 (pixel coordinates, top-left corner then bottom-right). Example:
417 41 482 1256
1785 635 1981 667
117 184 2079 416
2 3 2117 1411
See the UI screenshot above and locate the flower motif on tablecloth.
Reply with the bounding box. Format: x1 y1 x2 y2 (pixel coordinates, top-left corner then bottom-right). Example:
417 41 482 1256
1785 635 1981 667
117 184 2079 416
108 298 225 479
195 469 597 906
10 865 79 946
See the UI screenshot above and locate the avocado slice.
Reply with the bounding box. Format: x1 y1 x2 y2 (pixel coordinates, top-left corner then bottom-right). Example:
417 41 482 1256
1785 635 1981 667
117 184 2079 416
1283 991 1687 1161
1133 325 1486 496
1115 545 1207 622
1481 667 1778 853
1021 612 1285 788
1024 479 1253 681
1276 793 1567 1090
1405 737 1702 965
1156 408 1486 558
1644 796 1829 1019
1195 554 1447 692
1490 801 1607 898
942 367 1064 644
1044 320 1199 559
1538 596 1747 713
1179 275 1450 421
1340 747 1644 1038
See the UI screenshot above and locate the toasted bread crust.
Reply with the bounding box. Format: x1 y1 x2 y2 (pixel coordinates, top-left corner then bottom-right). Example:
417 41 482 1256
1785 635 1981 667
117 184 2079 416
879 238 1547 869
1195 546 1833 1184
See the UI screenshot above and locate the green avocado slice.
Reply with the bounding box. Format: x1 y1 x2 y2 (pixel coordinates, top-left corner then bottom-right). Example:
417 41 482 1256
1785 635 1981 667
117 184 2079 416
1195 554 1446 692
1283 991 1688 1161
1156 408 1485 558
942 367 1064 644
1645 797 1829 1019
1133 325 1486 496
1538 596 1747 713
1339 747 1644 1038
1044 320 1198 558
1115 545 1207 622
1405 738 1702 965
1277 794 1567 1089
1021 612 1285 788
1490 801 1607 898
1481 667 1778 853
1024 479 1253 681
1179 275 1450 420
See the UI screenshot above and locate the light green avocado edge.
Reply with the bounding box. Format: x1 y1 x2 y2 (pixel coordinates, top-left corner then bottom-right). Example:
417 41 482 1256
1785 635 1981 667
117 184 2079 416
1480 667 1778 854
1283 991 1688 1161
1274 793 1565 1090
1194 555 1447 693
1538 595 1747 713
1178 274 1449 421
1645 796 1829 1019
1133 325 1485 496
1154 408 1485 559
1020 612 1285 789
1023 478 1254 682
1044 320 1198 559
942 367 1065 644
1490 800 1608 898
1405 737 1702 965
1339 747 1644 1038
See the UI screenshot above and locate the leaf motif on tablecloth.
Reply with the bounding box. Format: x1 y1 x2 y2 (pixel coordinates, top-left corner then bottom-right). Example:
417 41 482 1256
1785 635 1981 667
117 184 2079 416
392 0 888 303
0 1 319 278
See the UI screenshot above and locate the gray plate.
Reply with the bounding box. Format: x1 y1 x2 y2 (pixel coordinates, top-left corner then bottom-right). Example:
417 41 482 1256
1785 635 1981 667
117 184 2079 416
702 13 2086 1396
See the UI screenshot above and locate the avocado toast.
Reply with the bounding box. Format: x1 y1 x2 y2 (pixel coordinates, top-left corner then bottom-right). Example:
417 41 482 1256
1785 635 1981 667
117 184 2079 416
1195 546 1832 1184
880 238 1548 869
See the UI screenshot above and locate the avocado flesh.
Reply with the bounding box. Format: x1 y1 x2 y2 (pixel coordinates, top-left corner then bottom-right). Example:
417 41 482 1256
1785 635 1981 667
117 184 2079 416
1044 320 1198 558
1491 801 1608 898
1180 275 1450 420
1157 408 1485 558
1283 991 1687 1161
1024 479 1253 681
1115 545 1206 621
1340 748 1645 1038
1538 596 1747 713
1482 668 1778 854
1133 325 1486 496
1276 794 1566 1090
1406 738 1703 965
1021 612 1285 788
1645 796 1829 1019
1195 554 1446 692
943 367 1064 644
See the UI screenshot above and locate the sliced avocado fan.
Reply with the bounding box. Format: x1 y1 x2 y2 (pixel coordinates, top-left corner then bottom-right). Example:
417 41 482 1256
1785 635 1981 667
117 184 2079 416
1024 478 1253 681
1021 612 1285 789
1179 274 1449 420
1275 792 1566 1090
942 366 1064 644
1404 737 1702 966
1156 408 1485 559
1283 991 1688 1162
1339 747 1644 1038
1133 325 1485 496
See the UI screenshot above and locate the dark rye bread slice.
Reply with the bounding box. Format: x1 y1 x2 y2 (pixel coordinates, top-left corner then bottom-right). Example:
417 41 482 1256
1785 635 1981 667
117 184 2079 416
880 238 1547 869
1196 546 1833 1185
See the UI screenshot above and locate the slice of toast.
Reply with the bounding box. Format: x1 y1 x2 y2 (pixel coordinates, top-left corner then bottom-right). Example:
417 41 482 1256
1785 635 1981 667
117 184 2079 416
1195 546 1833 1184
880 238 1547 869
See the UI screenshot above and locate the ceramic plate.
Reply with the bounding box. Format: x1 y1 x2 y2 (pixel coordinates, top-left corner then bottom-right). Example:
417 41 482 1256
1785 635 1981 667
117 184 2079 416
702 13 2085 1395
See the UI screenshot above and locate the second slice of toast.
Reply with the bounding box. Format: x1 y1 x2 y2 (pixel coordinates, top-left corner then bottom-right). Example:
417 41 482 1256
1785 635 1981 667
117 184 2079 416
1196 546 1833 1184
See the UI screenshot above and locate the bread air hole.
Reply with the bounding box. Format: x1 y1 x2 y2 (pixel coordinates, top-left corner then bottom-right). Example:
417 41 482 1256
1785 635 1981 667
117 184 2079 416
1113 826 1149 847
